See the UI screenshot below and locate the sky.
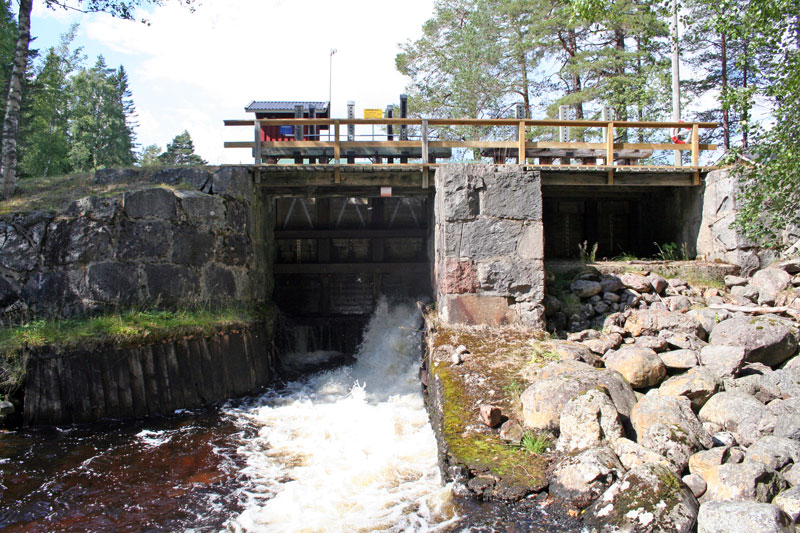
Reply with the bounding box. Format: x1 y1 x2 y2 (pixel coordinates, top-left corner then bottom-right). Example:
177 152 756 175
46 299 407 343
29 0 437 164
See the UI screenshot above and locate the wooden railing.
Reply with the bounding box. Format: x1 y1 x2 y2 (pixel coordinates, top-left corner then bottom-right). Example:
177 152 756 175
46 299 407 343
224 117 717 173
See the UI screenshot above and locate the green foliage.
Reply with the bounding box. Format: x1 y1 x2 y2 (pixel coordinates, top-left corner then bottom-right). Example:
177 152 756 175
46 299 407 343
578 240 598 266
503 379 524 400
520 432 551 454
158 130 207 166
653 241 690 261
138 143 162 166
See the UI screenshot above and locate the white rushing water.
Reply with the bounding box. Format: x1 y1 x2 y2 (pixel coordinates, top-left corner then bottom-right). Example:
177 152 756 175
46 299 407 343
225 299 458 532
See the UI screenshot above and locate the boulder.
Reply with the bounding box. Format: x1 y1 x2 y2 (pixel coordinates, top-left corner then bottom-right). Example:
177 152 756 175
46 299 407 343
660 332 708 352
631 394 712 473
601 275 624 293
545 340 603 367
683 473 707 499
499 419 524 446
698 391 767 440
710 316 798 368
123 187 178 220
659 349 699 371
784 465 800 487
731 284 759 302
699 345 747 380
521 360 637 431
751 268 792 305
620 273 653 293
744 436 800 471
612 437 674 473
556 389 625 453
659 367 721 411
648 274 669 295
725 275 749 288
583 333 622 355
703 461 785 502
773 486 800 522
549 446 623 509
667 295 693 312
586 463 699 533
697 501 793 533
689 448 729 479
478 405 503 427
604 346 667 389
625 310 707 340
571 279 603 298
634 336 670 352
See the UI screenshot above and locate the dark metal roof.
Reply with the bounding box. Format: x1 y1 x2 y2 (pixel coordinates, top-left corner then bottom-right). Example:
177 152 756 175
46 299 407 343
245 101 329 113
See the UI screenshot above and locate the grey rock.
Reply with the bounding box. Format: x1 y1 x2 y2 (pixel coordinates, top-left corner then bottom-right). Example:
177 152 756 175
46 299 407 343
782 464 800 487
667 295 693 312
436 166 481 221
600 275 624 293
211 166 253 199
659 367 721 411
458 218 524 260
773 258 800 275
546 340 603 367
649 274 668 294
725 275 749 288
88 262 138 304
583 333 622 355
660 331 708 351
479 166 542 220
697 501 793 533
751 268 792 305
712 431 738 448
689 447 729 479
556 388 625 453
478 404 503 427
732 284 759 302
699 391 767 440
725 373 781 404
202 263 237 301
611 437 674 473
0 221 38 272
66 195 120 221
773 486 800 522
699 345 747 380
171 226 215 266
631 394 712 473
744 436 800 471
602 291 621 303
117 220 170 261
544 295 561 317
94 167 143 184
43 218 113 265
22 270 79 308
219 234 252 266
0 400 14 415
703 461 785 502
549 446 623 509
175 190 225 229
499 419 524 446
123 188 179 220
604 345 667 389
659 349 699 370
0 275 19 307
144 264 199 304
521 360 637 431
620 273 653 293
683 473 707 498
624 309 707 340
710 316 798 368
152 167 213 190
634 335 670 352
586 463 699 533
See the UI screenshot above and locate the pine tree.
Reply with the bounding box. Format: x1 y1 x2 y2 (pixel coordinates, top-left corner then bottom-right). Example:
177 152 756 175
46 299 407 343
158 130 206 166
138 143 161 166
0 0 17 129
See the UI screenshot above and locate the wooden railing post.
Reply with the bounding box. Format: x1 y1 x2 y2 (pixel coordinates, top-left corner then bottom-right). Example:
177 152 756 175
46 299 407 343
518 121 526 164
691 123 700 167
334 120 341 183
421 119 429 188
253 120 262 164
606 122 615 184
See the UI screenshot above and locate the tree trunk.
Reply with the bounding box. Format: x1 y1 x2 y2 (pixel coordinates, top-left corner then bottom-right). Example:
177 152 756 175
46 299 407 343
742 38 749 151
1 0 33 199
721 32 730 150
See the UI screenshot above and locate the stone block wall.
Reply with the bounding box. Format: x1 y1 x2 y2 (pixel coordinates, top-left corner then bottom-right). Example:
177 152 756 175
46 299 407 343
0 166 273 319
434 165 545 328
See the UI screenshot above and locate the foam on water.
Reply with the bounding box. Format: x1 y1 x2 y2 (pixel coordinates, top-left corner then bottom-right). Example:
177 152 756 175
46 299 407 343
225 299 458 532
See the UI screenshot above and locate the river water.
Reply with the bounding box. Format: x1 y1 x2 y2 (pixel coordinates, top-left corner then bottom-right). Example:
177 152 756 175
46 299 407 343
0 300 574 532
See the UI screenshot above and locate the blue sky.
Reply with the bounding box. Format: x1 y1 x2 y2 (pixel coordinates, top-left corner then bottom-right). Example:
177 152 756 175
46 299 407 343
28 0 436 164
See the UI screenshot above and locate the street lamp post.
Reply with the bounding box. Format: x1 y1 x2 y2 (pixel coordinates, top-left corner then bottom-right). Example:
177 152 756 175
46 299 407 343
329 48 337 112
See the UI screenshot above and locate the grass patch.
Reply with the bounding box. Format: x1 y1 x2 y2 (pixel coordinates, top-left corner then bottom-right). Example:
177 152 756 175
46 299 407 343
520 432 552 455
0 305 274 394
0 169 195 216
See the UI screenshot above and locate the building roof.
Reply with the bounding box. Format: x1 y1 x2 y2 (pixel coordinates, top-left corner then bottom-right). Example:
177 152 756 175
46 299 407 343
245 101 329 114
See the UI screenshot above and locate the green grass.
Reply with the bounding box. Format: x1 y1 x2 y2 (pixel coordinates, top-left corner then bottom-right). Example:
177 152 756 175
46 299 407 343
0 169 194 216
520 432 552 455
0 305 273 394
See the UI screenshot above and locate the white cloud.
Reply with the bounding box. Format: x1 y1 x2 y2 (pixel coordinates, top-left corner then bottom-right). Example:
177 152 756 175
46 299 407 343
73 0 435 163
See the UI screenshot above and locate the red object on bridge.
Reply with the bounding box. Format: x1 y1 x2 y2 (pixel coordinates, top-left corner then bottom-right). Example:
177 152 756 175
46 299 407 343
245 101 330 141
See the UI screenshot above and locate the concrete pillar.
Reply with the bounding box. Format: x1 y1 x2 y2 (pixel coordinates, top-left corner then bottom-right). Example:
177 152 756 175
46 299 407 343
433 164 545 328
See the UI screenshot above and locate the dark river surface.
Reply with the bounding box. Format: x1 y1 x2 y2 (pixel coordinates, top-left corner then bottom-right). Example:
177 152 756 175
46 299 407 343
0 301 578 532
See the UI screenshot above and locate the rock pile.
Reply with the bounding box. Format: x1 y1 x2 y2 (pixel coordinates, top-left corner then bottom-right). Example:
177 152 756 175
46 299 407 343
524 260 800 531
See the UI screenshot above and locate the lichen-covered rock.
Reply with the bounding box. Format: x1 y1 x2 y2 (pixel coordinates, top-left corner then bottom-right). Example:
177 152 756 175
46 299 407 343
703 461 785 502
658 367 721 411
697 501 793 533
556 389 624 453
583 333 622 355
683 473 707 498
632 395 711 473
698 391 768 445
709 316 798 368
604 346 667 389
586 463 699 533
612 437 674 473
744 436 800 471
625 310 707 340
549 446 623 509
634 336 670 352
545 340 603 367
689 447 729 479
773 486 800 522
699 344 747 380
521 360 637 431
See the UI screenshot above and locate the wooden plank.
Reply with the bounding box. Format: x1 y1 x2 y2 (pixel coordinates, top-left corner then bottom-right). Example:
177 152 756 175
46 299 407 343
274 262 430 274
518 121 526 163
253 121 262 164
691 123 700 167
421 120 429 165
606 123 614 166
428 140 517 149
541 172 697 187
224 119 255 126
224 141 254 149
252 117 718 128
333 120 341 163
275 228 427 239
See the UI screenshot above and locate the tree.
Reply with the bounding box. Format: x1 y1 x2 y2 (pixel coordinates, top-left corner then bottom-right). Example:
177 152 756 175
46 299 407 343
18 25 82 177
1 0 196 198
138 143 161 166
0 1 17 127
68 55 135 170
158 130 206 166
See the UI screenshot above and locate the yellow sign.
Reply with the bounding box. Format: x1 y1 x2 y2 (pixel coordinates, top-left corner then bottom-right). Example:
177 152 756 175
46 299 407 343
363 108 383 119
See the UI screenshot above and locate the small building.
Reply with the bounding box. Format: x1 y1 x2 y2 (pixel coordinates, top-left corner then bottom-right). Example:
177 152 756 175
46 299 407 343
246 101 330 141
